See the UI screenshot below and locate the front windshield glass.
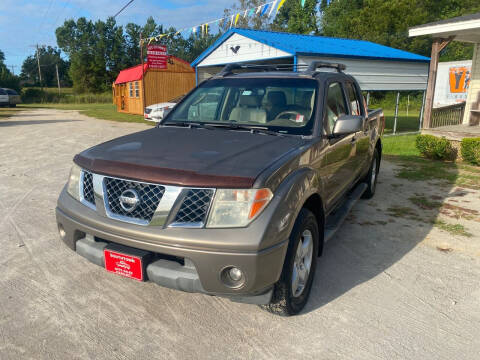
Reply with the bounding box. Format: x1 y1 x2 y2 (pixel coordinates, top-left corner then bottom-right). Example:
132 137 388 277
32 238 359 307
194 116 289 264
164 78 318 135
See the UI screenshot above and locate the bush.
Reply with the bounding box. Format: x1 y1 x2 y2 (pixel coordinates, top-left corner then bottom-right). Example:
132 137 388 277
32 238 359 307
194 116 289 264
415 134 455 160
21 88 112 104
461 137 480 165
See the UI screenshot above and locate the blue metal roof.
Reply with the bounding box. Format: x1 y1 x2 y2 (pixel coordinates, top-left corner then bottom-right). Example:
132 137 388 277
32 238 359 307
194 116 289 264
192 28 430 67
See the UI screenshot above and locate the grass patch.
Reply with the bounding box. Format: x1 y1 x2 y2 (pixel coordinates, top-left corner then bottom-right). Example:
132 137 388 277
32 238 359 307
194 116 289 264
382 109 421 134
25 87 75 95
382 134 420 157
386 206 420 220
409 195 442 210
434 220 472 237
20 103 153 125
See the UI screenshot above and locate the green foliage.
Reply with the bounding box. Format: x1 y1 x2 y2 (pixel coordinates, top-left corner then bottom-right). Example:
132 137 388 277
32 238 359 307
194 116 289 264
415 135 455 160
460 138 480 166
21 88 111 104
271 0 320 34
55 16 218 93
0 49 21 91
382 135 420 157
20 46 70 87
0 66 21 92
321 0 480 59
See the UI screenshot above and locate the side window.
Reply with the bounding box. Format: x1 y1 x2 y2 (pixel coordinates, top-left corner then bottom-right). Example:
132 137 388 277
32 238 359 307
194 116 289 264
345 82 361 116
129 83 133 97
325 82 347 133
135 81 140 98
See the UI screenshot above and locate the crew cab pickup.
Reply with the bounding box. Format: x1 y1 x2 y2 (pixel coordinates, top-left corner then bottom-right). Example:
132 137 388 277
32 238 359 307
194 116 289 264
56 62 384 316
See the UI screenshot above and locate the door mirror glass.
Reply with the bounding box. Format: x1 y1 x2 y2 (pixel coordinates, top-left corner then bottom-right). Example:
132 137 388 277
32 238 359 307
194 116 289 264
332 115 364 136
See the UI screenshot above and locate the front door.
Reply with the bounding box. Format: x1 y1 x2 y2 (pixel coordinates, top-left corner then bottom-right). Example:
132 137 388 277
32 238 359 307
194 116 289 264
322 81 357 209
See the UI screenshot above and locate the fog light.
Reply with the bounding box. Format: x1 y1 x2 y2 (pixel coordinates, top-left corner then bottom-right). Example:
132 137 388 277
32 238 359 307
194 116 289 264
221 266 245 288
229 267 242 282
58 224 66 239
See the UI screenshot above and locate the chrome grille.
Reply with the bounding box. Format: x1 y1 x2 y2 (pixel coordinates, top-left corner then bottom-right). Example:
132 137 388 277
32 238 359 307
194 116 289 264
173 189 214 225
82 171 95 205
104 177 165 222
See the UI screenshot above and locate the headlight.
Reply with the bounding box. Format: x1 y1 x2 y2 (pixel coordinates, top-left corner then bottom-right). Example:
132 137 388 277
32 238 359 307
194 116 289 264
66 163 81 201
206 188 273 228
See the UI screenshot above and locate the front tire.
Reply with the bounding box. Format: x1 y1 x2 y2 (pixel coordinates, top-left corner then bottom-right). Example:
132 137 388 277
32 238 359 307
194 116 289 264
261 209 319 316
362 148 380 199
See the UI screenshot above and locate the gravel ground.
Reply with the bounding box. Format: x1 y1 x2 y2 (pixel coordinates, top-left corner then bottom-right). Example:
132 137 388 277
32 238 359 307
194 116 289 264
1 109 479 360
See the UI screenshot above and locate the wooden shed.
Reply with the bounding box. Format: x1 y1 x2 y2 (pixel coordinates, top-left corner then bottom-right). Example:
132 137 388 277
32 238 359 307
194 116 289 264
113 56 195 115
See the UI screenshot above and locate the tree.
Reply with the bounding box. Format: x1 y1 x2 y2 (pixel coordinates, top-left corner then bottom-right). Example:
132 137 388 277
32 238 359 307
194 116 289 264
0 49 21 91
223 0 274 30
321 0 480 60
272 0 320 34
21 46 70 86
56 17 127 93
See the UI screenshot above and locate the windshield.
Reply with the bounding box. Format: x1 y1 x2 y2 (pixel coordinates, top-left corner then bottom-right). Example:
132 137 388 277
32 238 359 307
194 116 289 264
164 78 318 135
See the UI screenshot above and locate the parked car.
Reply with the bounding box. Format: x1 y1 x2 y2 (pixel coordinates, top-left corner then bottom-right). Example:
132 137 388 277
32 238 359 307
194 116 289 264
56 62 384 316
144 94 184 122
0 88 8 106
0 88 21 107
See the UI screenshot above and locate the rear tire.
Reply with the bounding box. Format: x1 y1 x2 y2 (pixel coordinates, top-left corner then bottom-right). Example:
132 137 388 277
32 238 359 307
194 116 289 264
9 104 16 108
261 208 319 316
362 148 380 199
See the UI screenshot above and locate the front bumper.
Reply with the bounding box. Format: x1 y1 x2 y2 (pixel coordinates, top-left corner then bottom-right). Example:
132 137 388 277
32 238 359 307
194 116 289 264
56 188 288 303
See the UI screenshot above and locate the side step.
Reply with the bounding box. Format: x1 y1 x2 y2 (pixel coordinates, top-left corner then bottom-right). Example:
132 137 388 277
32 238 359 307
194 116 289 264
324 183 367 243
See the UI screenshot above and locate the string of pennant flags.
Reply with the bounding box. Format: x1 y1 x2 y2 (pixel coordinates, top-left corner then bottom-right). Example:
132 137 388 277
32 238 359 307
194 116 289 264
144 0 302 44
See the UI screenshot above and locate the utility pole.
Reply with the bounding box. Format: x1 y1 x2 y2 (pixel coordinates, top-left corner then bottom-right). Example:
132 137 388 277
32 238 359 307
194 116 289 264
140 33 146 112
9 65 17 75
36 44 43 90
55 64 61 94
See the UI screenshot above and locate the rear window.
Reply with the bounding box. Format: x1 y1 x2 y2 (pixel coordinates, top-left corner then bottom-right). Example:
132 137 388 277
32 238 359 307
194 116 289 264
0 89 6 95
6 89 18 95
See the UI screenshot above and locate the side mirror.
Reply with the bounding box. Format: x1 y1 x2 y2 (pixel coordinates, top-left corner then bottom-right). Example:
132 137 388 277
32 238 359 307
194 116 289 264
332 115 364 136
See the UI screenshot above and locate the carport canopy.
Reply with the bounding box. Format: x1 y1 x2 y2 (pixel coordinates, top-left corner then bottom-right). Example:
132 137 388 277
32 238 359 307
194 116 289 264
192 29 430 91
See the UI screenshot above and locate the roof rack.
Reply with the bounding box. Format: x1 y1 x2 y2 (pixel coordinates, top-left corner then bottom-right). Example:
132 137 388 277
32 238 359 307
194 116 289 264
215 61 346 77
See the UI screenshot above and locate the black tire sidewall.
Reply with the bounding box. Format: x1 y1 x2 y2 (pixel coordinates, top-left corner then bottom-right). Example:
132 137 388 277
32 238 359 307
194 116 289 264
363 148 379 198
282 209 319 314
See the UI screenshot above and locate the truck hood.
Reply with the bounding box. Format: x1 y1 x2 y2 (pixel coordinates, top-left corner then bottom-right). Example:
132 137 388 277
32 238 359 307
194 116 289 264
74 127 304 188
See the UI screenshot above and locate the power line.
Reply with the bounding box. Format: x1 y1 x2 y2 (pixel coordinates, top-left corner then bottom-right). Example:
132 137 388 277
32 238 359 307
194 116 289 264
113 0 135 19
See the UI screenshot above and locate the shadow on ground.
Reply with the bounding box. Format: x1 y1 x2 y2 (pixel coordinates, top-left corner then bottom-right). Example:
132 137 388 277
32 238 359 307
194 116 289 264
0 119 80 127
304 156 462 314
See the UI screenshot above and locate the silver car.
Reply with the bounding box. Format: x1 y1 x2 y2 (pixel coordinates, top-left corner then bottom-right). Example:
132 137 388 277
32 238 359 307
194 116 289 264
1 88 21 107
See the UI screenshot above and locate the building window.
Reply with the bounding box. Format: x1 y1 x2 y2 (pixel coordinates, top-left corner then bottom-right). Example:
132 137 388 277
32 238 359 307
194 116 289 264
135 81 140 98
129 82 134 97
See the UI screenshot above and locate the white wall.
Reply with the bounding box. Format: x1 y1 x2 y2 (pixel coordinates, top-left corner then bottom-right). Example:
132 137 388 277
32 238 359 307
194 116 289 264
298 56 429 91
196 33 292 67
433 60 472 107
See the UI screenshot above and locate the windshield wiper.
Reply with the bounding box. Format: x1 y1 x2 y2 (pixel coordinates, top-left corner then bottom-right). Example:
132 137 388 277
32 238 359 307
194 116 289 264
208 123 286 137
161 121 215 130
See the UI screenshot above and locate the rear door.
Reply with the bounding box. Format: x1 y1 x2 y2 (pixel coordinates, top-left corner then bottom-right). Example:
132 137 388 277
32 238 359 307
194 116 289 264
345 81 369 177
322 81 356 208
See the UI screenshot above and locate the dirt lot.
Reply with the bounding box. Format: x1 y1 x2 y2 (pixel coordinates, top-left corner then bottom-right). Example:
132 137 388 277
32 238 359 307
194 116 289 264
1 109 479 359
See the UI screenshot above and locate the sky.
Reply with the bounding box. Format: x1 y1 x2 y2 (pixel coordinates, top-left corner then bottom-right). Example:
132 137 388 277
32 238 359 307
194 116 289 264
0 0 229 73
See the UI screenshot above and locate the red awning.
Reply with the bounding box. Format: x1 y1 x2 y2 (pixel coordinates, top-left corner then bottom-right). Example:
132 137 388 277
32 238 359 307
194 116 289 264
114 64 148 85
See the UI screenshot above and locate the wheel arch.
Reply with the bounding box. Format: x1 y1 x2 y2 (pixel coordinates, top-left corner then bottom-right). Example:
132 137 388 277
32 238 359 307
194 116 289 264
301 193 325 256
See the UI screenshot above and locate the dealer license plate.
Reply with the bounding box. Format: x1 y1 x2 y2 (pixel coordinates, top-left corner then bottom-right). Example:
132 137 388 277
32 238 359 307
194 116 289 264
104 248 144 281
